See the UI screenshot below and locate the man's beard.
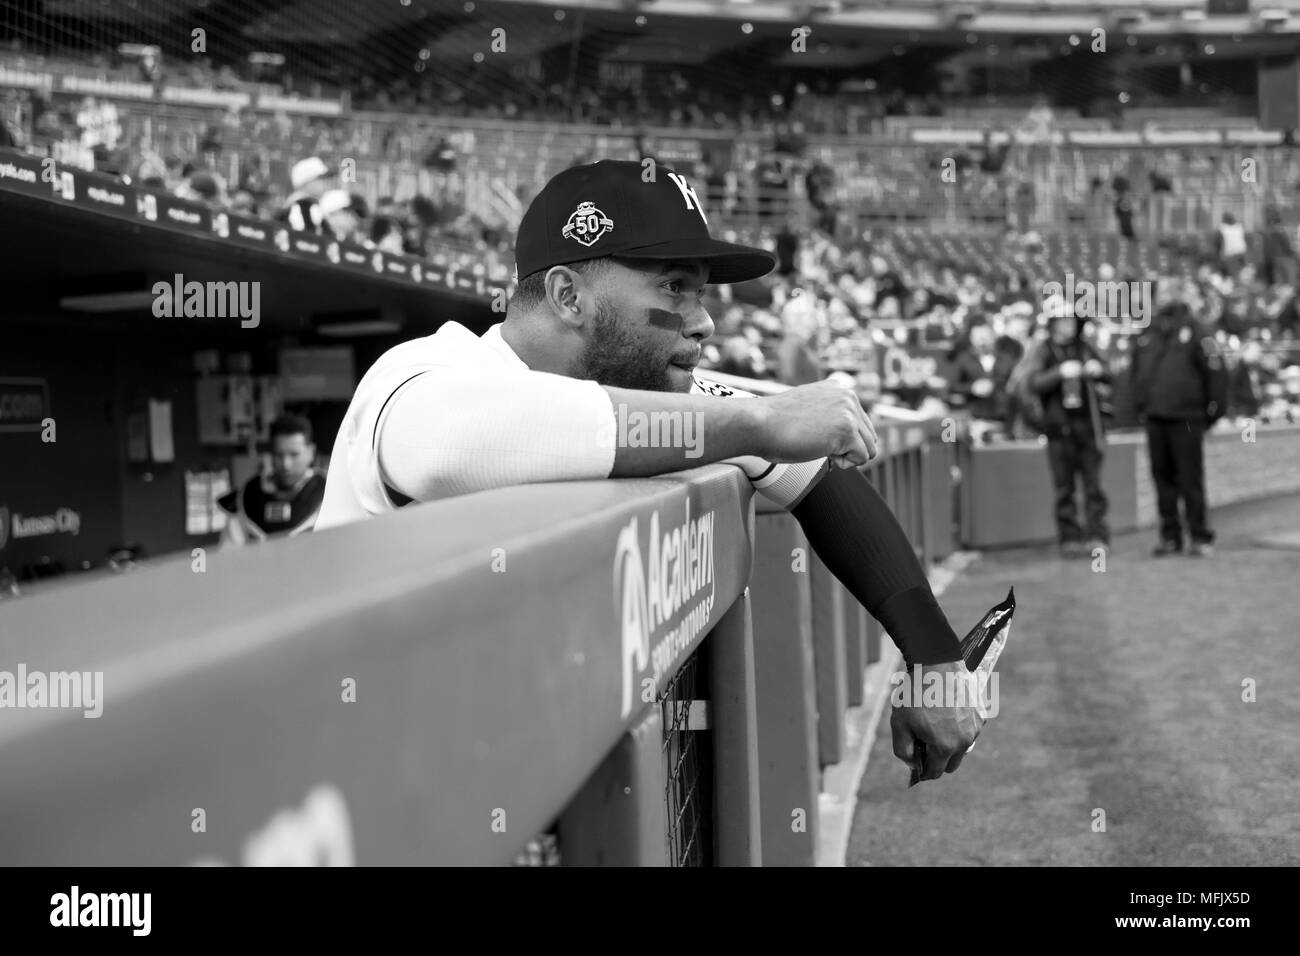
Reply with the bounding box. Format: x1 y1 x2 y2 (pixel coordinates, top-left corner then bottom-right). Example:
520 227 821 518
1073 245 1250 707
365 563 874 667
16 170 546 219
574 298 684 392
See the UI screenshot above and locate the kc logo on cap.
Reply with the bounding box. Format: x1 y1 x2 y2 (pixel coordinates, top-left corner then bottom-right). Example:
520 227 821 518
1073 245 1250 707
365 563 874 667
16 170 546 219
561 201 614 247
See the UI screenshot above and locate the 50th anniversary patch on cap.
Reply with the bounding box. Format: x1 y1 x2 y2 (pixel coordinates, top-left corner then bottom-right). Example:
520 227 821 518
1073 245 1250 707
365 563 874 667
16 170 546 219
561 201 613 247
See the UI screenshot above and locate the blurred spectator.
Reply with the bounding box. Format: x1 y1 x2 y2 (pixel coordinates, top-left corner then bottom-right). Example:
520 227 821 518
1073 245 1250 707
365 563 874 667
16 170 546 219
319 189 368 245
1131 303 1228 557
979 129 1009 175
1261 208 1297 286
1215 212 1248 274
949 323 1016 423
775 218 800 277
715 335 766 378
804 160 838 236
423 135 457 172
370 215 405 254
132 143 168 188
175 168 226 208
1228 340 1270 419
229 190 257 215
277 156 332 233
1026 313 1112 556
1113 176 1136 241
776 293 824 386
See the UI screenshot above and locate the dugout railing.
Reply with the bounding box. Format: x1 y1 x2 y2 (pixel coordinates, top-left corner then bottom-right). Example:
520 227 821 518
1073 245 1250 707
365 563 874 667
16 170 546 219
0 420 951 866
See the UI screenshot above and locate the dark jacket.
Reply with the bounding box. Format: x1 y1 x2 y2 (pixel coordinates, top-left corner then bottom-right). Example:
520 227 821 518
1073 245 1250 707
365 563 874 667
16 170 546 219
1131 319 1228 423
948 349 1016 421
1262 225 1294 265
1227 362 1268 419
1027 337 1111 436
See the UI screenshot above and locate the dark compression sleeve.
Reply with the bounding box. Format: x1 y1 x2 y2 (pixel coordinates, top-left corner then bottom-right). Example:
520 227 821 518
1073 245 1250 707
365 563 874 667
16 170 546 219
791 465 962 665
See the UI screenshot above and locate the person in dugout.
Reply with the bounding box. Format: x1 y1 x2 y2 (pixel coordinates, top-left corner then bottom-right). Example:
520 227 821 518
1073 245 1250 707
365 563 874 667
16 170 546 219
217 414 326 548
1131 301 1229 557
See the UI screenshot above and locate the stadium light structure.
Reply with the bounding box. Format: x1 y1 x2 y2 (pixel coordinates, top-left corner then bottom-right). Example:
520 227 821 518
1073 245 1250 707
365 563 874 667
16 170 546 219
315 319 403 338
795 1 841 19
1111 10 1147 30
314 309 404 338
946 4 979 30
1257 8 1291 30
117 43 161 60
59 291 158 313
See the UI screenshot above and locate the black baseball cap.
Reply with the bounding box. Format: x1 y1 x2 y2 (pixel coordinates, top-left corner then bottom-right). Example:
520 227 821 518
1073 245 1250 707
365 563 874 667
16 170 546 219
513 159 776 285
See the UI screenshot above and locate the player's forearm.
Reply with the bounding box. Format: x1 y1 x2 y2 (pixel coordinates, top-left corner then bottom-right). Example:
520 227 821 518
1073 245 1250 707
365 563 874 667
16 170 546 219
379 372 770 500
601 385 767 476
791 466 962 665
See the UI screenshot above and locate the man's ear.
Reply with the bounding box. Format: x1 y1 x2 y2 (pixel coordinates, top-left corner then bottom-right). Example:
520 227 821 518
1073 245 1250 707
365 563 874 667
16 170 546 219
545 265 594 329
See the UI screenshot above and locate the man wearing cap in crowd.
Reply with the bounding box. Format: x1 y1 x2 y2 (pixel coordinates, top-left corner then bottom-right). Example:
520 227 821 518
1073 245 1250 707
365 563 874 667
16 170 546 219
175 168 225 209
315 159 989 783
319 189 369 246
278 156 333 233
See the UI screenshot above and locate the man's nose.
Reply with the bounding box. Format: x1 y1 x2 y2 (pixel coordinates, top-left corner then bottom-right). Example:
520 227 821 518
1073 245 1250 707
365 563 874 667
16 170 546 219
682 303 714 342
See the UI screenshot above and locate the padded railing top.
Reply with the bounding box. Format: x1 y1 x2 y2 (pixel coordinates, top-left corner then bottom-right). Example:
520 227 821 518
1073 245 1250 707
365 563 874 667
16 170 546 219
0 466 754 864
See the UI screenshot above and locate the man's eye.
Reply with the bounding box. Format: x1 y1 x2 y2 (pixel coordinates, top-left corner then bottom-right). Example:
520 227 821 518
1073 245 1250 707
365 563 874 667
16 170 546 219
665 280 704 298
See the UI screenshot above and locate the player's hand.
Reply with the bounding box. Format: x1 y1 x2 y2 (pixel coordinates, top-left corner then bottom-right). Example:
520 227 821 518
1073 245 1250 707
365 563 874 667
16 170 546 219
1059 360 1083 379
891 661 984 782
755 378 879 467
1083 359 1104 379
971 377 994 397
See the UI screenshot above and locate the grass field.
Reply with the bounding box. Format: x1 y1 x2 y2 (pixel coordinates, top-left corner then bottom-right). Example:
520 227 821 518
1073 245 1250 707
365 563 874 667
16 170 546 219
848 493 1300 866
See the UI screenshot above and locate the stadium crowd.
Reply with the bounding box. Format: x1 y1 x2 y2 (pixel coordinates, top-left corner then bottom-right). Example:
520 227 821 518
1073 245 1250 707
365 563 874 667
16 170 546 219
694 221 1300 438
4 43 1300 438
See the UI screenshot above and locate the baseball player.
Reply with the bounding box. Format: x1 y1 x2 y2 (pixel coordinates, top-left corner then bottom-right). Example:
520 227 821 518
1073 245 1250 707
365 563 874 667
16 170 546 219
218 414 326 548
317 160 982 781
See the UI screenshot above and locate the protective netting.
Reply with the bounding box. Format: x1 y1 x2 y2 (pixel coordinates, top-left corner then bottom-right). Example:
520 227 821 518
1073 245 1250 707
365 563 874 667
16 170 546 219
660 648 712 868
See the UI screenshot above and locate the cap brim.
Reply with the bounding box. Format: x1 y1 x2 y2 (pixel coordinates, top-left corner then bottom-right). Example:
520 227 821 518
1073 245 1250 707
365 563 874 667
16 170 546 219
612 238 776 285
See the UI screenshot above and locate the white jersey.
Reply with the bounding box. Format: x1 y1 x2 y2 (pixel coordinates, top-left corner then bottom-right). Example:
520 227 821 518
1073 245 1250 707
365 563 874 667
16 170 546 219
316 321 828 529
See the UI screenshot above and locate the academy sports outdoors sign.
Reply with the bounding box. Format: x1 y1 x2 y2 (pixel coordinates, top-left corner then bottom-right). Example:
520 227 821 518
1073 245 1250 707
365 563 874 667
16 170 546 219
614 496 719 719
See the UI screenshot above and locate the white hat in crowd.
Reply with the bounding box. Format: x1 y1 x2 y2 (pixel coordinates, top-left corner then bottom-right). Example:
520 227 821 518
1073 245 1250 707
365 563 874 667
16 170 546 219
291 156 332 191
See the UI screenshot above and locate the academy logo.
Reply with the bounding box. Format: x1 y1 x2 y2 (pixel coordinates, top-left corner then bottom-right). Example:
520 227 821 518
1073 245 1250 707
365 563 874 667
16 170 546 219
613 499 716 718
562 201 613 247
